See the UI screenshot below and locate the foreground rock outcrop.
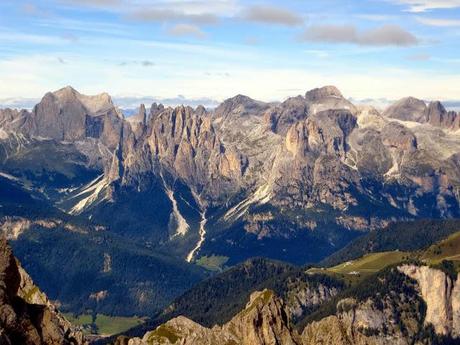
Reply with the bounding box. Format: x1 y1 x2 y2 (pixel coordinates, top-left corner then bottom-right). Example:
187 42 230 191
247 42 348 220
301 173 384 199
124 290 301 345
0 237 86 345
122 265 460 345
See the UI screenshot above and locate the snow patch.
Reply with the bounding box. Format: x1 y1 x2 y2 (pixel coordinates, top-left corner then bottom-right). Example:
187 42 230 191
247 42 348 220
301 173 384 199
384 155 400 179
160 171 190 238
0 172 19 181
69 174 109 214
224 183 272 221
0 129 8 140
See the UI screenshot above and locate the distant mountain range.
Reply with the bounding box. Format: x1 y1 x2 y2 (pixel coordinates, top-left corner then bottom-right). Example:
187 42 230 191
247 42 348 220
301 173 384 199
0 94 221 112
2 94 459 113
1 85 460 319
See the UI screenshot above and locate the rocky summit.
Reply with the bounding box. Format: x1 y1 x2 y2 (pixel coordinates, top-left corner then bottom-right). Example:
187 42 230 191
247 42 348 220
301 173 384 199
118 263 460 345
121 289 300 345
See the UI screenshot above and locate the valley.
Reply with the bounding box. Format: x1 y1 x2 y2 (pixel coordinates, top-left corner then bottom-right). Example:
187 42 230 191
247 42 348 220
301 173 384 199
115 227 460 345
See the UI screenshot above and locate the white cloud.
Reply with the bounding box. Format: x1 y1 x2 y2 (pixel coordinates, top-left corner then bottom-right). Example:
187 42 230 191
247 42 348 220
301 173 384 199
406 53 431 60
390 0 460 12
0 32 68 45
167 24 206 39
1 54 460 104
304 49 330 59
416 16 460 26
61 0 240 18
241 5 304 26
128 8 219 24
300 24 418 46
356 14 398 21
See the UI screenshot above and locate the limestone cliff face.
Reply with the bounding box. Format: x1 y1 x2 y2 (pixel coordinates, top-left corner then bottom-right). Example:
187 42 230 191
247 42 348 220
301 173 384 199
302 265 460 345
302 297 422 345
222 290 300 345
285 109 357 158
305 86 357 115
399 264 460 337
123 265 460 345
426 101 459 129
0 108 30 133
285 282 339 321
127 104 148 139
265 96 309 135
125 290 301 345
146 105 221 185
0 237 86 345
117 104 245 202
2 85 460 253
274 109 361 210
4 86 123 150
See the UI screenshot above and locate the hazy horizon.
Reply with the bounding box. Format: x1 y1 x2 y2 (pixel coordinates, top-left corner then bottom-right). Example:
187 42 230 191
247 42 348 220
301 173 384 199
1 84 460 112
0 0 460 103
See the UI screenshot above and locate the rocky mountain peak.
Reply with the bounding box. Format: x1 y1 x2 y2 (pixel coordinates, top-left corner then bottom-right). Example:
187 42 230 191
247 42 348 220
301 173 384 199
228 94 255 105
215 94 268 119
264 95 309 134
195 105 207 116
53 85 79 98
140 104 147 124
427 100 447 114
426 100 459 129
383 96 427 122
304 86 356 116
125 289 300 345
426 101 446 126
149 102 165 120
305 85 343 102
10 86 123 148
51 85 115 115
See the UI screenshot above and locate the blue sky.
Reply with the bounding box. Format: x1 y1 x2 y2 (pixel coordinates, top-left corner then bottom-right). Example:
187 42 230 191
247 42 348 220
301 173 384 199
0 0 459 106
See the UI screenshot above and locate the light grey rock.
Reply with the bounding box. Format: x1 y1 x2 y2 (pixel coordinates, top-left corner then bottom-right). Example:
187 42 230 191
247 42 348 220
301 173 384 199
383 96 427 122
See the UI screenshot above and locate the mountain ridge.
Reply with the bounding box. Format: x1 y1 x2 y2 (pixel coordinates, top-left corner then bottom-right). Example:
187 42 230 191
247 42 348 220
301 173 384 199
2 86 460 263
2 85 460 325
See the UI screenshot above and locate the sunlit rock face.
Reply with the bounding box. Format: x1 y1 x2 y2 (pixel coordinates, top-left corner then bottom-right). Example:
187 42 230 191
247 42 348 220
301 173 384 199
1 85 460 265
399 265 460 337
426 101 460 129
122 265 460 345
125 290 301 345
21 86 123 149
383 96 427 122
303 265 460 345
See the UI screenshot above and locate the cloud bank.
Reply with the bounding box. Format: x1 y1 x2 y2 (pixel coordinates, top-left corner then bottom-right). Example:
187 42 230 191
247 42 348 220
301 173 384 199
241 5 304 26
167 24 206 39
391 0 460 12
300 24 418 46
